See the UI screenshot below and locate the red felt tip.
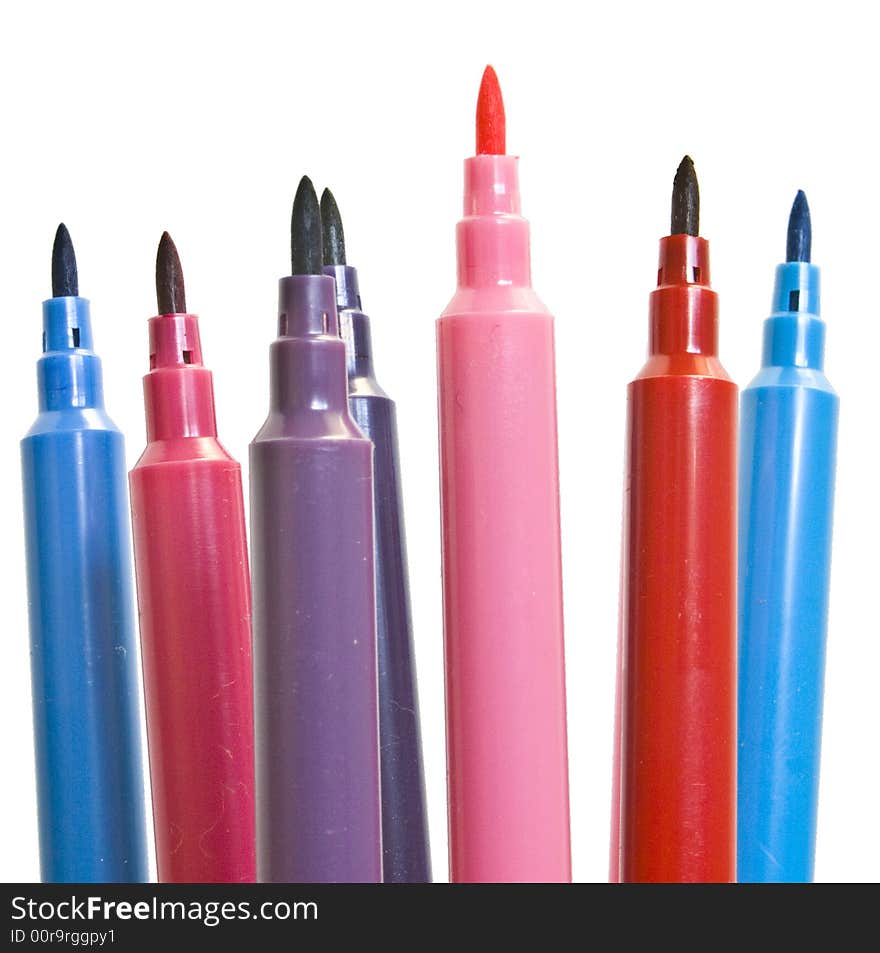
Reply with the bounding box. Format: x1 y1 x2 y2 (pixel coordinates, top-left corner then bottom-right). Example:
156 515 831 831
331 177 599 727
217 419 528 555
476 65 506 155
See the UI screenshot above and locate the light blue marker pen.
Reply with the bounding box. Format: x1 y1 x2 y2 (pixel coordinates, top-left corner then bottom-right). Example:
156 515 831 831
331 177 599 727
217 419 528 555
21 225 148 882
738 192 839 882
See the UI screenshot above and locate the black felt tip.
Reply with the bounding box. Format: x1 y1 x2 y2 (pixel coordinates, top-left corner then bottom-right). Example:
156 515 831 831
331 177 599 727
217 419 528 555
786 190 812 263
671 155 700 236
52 223 78 298
320 188 346 266
156 231 187 315
291 176 323 275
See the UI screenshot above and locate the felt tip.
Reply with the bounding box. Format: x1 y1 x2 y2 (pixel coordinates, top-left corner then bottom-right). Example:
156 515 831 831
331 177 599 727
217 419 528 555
51 223 78 298
291 176 324 276
786 190 812 263
156 232 187 315
320 188 346 266
670 155 700 237
476 65 506 155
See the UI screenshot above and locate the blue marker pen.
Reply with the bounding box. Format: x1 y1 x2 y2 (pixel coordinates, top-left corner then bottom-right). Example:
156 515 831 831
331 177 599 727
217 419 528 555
20 225 148 882
320 189 431 883
737 192 839 882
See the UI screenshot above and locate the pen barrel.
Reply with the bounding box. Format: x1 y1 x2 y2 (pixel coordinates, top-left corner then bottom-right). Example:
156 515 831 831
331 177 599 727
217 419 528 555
250 436 381 883
129 445 255 883
437 308 571 883
738 369 838 882
348 388 431 883
21 421 148 883
620 372 738 882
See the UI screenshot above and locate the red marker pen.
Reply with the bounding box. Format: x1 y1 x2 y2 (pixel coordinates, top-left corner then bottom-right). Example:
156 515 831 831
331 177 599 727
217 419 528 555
130 234 255 883
616 158 737 882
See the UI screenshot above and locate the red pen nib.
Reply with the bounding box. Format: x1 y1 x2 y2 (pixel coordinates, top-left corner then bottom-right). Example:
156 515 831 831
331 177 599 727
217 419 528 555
476 65 506 155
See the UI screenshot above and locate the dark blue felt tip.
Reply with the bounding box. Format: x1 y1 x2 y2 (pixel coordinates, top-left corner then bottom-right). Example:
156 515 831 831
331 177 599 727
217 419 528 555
786 190 812 263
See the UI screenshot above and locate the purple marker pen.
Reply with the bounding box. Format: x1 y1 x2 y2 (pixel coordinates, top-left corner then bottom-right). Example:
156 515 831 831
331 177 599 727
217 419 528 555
321 189 431 883
250 177 381 883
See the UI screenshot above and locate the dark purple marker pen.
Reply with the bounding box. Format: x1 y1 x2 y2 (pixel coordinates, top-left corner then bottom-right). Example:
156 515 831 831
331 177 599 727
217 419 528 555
250 176 381 883
321 189 431 883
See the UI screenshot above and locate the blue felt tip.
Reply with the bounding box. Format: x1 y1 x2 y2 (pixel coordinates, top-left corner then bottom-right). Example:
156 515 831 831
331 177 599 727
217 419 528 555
786 190 812 263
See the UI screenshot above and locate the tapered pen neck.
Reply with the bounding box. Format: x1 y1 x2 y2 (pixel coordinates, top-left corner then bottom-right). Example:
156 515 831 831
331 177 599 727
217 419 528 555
38 297 104 411
649 235 718 357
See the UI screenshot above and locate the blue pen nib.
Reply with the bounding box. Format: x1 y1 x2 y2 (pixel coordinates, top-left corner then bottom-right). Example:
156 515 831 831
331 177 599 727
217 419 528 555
51 223 78 298
786 190 811 263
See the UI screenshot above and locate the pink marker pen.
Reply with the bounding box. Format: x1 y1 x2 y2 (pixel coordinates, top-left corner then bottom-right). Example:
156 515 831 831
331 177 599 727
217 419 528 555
437 66 571 883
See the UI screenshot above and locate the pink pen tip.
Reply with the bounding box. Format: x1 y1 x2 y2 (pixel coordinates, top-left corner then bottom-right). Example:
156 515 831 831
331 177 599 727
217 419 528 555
476 65 506 155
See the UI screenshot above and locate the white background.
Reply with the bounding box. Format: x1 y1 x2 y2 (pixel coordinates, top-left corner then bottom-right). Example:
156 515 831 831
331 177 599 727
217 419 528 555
1 0 877 883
